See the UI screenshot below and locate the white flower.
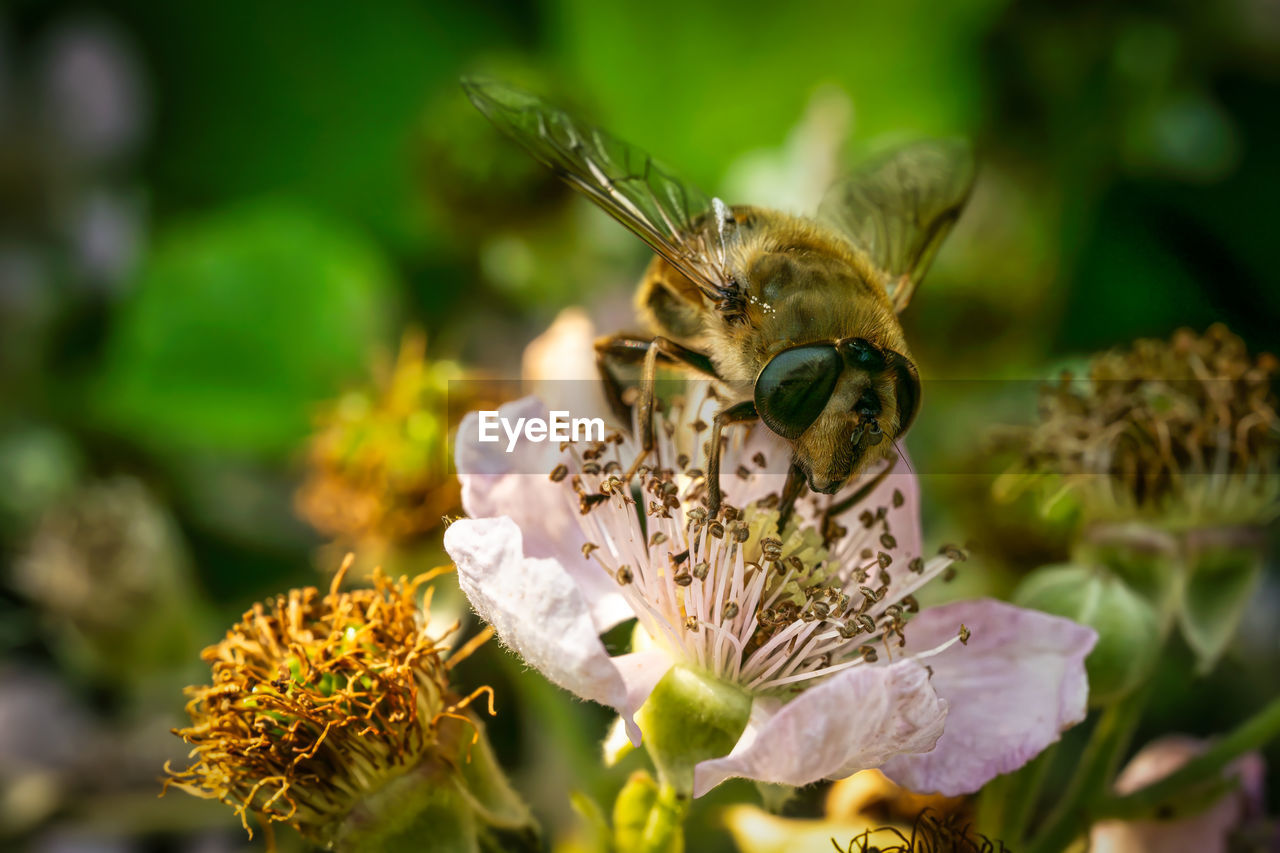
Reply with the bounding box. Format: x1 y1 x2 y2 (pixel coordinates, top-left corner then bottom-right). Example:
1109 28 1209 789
447 395 1096 796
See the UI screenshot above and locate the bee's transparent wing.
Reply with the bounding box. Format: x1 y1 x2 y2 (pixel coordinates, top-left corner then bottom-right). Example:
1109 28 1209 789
462 78 738 301
818 139 975 312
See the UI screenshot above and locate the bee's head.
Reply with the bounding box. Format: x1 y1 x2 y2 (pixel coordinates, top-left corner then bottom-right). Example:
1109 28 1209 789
753 338 920 493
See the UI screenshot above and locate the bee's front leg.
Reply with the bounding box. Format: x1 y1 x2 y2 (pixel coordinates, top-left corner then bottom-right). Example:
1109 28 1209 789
705 400 759 517
819 457 897 547
776 463 807 532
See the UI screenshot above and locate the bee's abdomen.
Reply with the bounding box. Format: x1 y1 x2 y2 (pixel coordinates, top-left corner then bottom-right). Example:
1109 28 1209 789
636 256 708 344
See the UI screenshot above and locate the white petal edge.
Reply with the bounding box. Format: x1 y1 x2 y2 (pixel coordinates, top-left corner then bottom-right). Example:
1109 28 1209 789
445 516 667 741
692 658 947 797
454 396 631 631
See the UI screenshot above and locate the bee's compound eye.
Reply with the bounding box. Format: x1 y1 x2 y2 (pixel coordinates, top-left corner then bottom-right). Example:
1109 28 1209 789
754 345 843 440
885 350 922 435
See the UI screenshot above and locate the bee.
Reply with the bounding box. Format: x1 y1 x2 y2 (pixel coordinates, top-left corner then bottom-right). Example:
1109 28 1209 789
463 78 974 524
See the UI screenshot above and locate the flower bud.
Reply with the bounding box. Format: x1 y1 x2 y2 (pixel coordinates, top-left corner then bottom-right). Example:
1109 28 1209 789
634 665 752 796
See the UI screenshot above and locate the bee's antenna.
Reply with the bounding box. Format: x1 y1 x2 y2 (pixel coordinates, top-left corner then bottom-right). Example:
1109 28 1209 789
892 439 915 475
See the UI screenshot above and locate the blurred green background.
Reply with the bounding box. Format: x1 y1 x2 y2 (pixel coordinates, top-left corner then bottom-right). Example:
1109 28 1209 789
1 0 1276 850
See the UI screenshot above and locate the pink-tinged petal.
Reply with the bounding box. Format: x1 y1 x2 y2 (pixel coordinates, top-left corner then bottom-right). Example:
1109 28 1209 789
882 599 1096 796
1091 736 1266 853
455 397 577 550
823 456 924 578
455 397 630 631
692 659 946 797
718 423 794 509
446 517 666 738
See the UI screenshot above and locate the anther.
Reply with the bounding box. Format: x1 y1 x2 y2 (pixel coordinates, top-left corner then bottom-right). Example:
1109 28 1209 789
550 463 569 482
616 566 633 585
579 494 608 514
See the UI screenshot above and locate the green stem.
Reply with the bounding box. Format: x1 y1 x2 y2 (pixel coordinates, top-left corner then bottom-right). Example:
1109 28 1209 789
1096 695 1280 821
1004 742 1058 846
1025 681 1151 853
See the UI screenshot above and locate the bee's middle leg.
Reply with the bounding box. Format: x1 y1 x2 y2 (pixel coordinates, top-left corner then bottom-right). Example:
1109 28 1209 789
594 334 720 476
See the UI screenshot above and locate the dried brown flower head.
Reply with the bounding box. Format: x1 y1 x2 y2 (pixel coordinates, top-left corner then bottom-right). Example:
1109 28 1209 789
836 809 1009 853
1009 324 1278 526
296 331 502 548
163 560 495 842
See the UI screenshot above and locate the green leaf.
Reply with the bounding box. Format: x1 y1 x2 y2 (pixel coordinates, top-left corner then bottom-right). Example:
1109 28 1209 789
94 200 394 457
1178 535 1263 673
